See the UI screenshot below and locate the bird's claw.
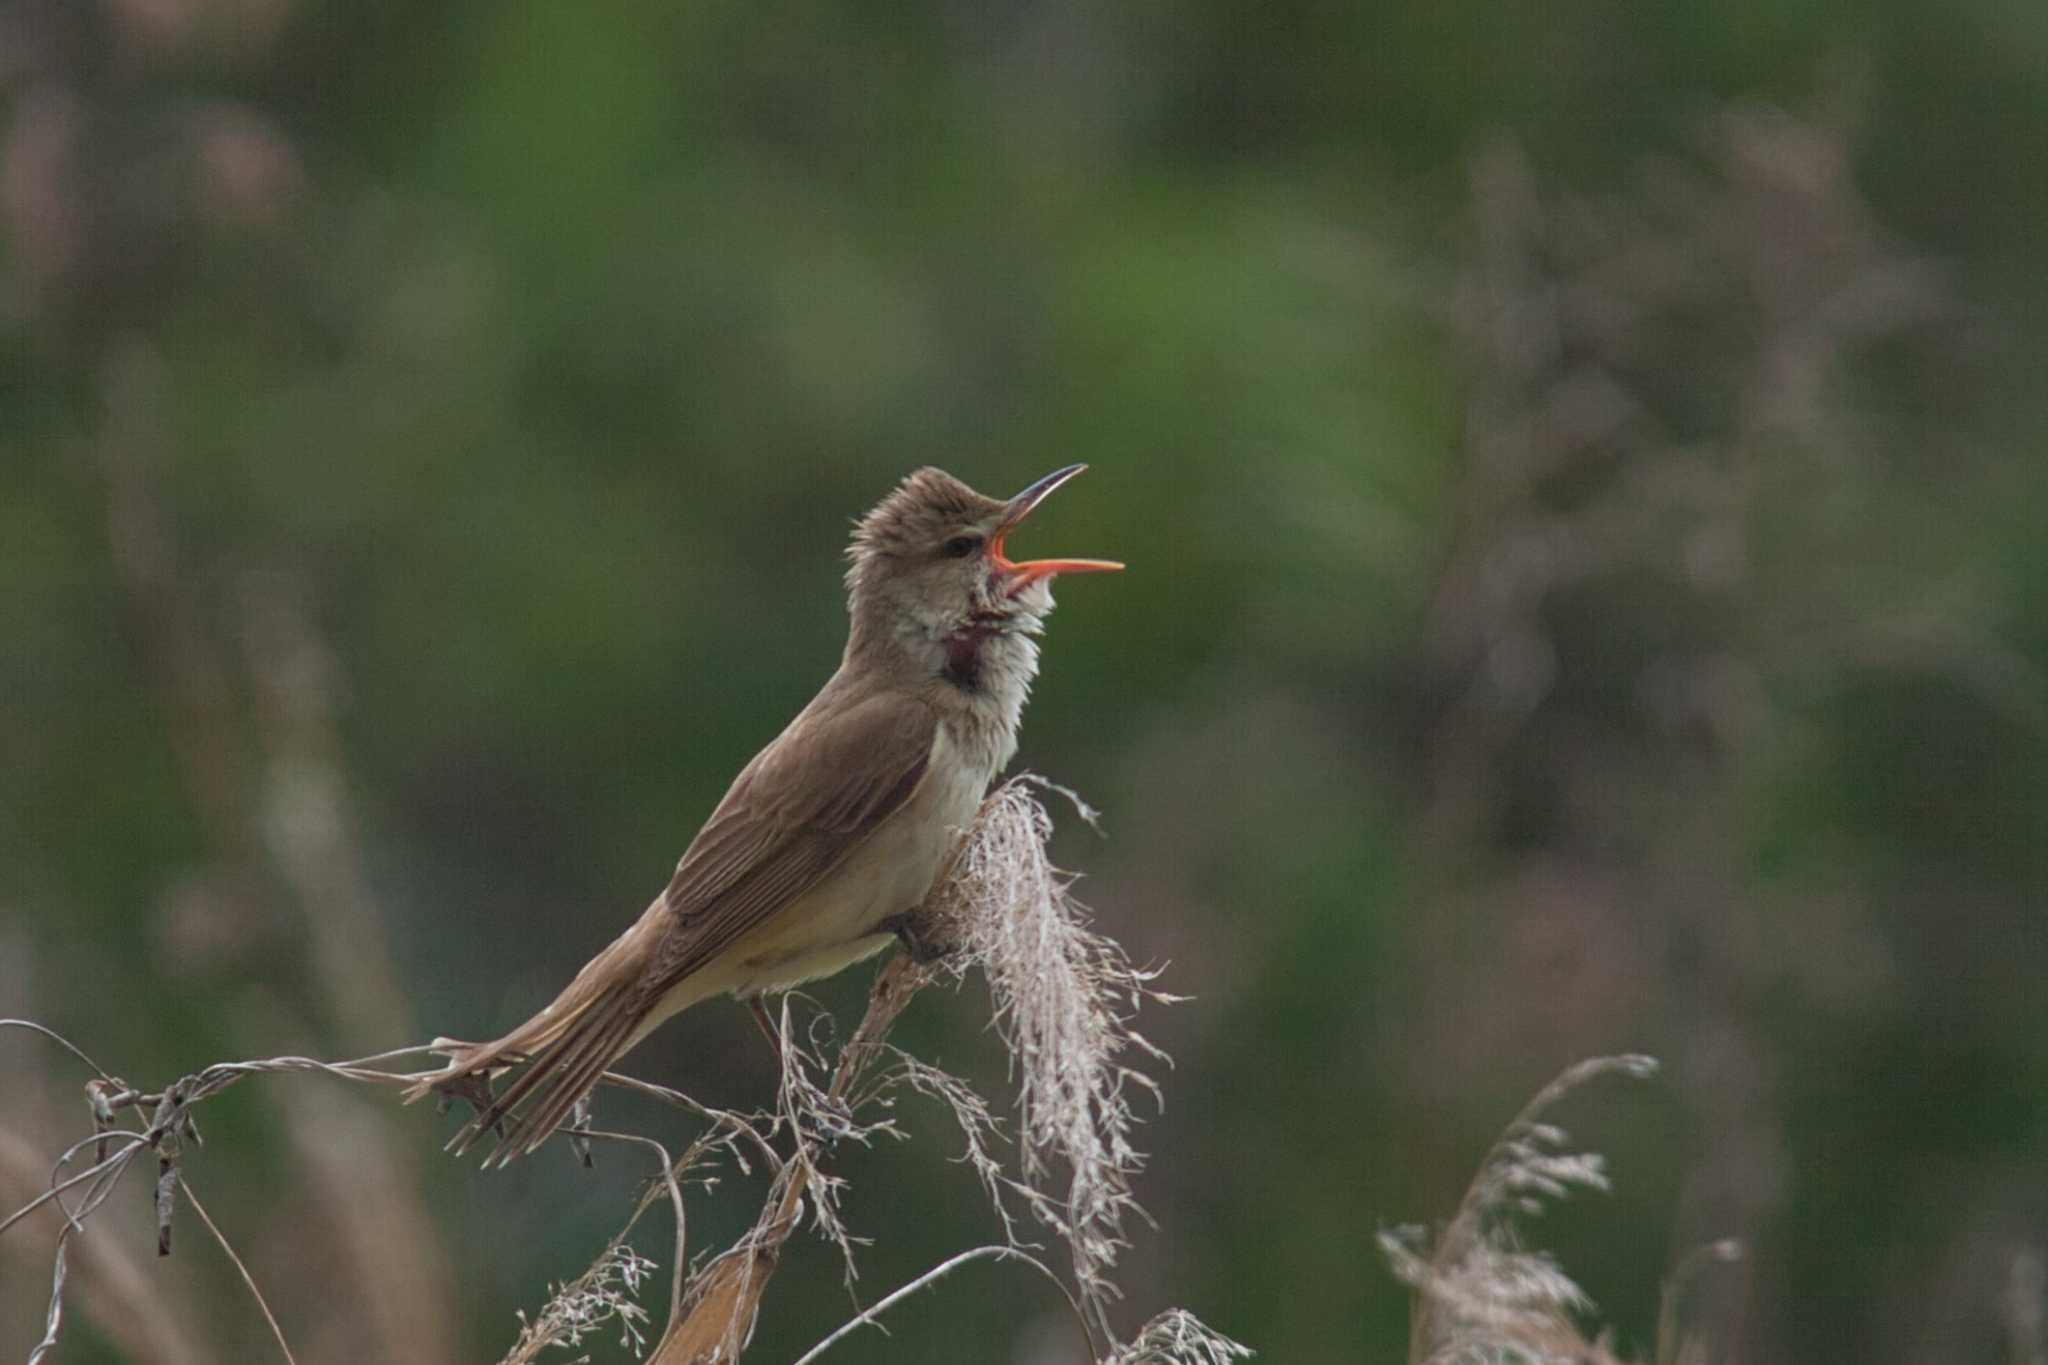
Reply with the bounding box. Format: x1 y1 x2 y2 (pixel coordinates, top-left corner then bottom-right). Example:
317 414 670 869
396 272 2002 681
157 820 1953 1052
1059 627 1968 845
437 1072 501 1128
883 911 958 966
567 1093 597 1168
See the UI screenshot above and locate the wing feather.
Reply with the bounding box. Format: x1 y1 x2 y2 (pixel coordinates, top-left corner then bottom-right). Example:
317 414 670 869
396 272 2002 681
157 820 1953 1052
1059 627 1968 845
640 686 938 996
423 677 941 1162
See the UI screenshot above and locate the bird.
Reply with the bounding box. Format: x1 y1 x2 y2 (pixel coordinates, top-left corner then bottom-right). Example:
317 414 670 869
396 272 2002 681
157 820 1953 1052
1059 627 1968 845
408 465 1121 1161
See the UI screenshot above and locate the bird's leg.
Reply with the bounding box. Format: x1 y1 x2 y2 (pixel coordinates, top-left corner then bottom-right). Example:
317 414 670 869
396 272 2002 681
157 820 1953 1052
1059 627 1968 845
880 910 959 965
748 996 782 1056
435 1070 508 1141
566 1092 596 1169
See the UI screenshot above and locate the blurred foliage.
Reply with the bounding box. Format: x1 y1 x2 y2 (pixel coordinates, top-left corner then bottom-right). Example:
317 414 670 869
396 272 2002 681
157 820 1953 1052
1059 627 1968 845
4 0 2047 1362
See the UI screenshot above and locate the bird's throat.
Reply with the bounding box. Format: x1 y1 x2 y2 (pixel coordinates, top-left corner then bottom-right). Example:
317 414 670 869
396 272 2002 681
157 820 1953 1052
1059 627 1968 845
942 622 998 691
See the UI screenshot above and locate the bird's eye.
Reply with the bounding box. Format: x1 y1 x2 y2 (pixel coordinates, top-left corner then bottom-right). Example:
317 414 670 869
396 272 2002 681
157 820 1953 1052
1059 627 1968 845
941 534 983 559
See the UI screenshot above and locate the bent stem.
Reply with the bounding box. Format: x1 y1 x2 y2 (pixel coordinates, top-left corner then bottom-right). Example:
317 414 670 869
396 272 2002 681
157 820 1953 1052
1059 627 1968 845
648 951 936 1365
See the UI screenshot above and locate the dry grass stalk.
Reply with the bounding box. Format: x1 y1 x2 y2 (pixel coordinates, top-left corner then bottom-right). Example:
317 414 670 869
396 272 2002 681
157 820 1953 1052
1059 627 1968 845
646 952 934 1364
0 1125 202 1365
1381 1055 1657 1365
1105 1309 1256 1364
498 1239 658 1364
3 775 1241 1364
923 776 1176 1336
0 1032 459 1364
1384 1055 1749 1365
643 774 1235 1363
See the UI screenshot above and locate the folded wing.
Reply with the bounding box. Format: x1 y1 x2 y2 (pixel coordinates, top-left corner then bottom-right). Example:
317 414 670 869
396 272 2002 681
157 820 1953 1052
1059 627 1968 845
417 683 939 1163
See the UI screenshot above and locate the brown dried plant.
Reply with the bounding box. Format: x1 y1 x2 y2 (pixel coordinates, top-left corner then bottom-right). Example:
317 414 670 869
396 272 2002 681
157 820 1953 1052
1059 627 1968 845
1 775 1246 1365
924 777 1180 1332
1382 1055 1741 1365
641 774 1241 1362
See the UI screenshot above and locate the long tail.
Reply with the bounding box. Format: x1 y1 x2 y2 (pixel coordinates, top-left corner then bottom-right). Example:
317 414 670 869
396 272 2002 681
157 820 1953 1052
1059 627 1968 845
405 915 659 1165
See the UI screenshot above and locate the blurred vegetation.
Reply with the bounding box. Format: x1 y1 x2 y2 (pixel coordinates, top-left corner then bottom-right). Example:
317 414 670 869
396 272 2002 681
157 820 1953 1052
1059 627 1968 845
4 0 2047 1361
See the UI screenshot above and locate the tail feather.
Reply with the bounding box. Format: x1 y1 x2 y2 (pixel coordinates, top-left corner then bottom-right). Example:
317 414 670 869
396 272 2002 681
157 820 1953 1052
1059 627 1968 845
496 1005 645 1164
440 986 645 1162
408 911 664 1162
401 1025 557 1108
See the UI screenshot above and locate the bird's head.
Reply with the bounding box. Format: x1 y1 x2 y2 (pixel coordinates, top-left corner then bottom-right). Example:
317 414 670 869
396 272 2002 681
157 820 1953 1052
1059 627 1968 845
844 465 1121 683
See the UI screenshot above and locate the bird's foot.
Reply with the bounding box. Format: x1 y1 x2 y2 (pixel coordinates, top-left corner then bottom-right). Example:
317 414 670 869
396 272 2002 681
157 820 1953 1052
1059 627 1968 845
435 1071 512 1144
568 1093 596 1169
882 911 960 966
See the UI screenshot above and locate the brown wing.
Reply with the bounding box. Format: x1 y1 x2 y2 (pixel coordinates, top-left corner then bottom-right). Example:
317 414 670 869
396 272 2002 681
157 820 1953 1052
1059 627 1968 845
445 682 940 1162
641 684 939 996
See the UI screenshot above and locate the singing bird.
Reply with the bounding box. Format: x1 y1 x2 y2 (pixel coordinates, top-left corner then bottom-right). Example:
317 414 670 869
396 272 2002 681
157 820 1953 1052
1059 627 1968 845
410 466 1120 1160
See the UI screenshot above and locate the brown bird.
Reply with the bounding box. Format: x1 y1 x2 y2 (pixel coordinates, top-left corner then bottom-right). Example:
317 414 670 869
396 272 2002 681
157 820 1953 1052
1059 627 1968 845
409 466 1120 1161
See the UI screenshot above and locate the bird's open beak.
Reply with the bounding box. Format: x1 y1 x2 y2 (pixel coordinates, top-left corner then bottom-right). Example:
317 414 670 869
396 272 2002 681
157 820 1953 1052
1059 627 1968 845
987 464 1124 594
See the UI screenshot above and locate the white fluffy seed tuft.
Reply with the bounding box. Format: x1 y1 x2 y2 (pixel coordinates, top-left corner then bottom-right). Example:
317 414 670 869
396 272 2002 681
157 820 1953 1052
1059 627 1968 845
926 775 1179 1329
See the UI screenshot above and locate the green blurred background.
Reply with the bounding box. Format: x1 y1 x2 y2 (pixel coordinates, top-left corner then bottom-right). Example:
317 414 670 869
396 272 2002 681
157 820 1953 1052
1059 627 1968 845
4 1 2047 1361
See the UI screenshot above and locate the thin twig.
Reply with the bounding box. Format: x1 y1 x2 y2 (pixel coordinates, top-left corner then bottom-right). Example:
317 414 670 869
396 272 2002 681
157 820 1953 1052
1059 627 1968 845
789 1245 1089 1365
578 1127 692 1336
597 1073 785 1174
25 1231 70 1365
7 776 1221 1365
180 1182 299 1365
0 1018 117 1080
649 955 935 1362
0 1139 147 1239
46 1128 148 1223
0 1125 201 1365
25 1148 155 1365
